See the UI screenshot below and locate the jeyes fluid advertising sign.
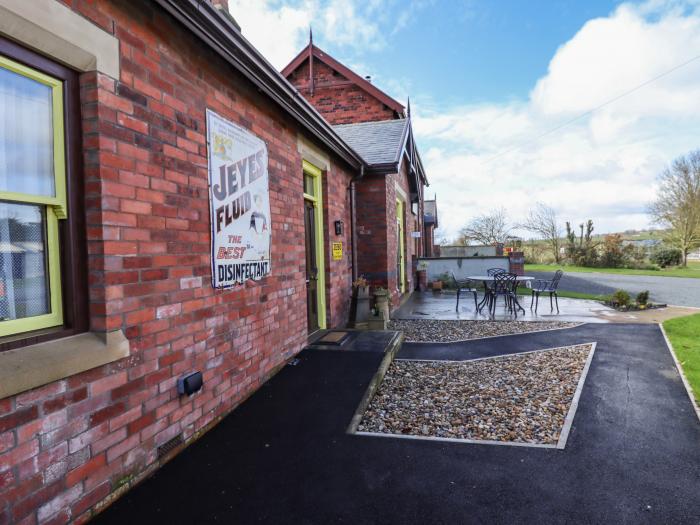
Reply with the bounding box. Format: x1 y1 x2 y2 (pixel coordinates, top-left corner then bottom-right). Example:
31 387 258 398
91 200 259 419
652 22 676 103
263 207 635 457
206 110 271 288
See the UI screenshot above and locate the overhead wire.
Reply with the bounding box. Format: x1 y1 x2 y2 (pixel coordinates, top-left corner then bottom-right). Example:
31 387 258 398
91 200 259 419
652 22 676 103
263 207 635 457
480 53 700 165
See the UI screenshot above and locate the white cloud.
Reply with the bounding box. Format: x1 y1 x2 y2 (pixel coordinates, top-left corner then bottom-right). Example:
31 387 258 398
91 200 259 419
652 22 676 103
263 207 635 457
227 0 398 69
414 0 700 240
227 0 314 68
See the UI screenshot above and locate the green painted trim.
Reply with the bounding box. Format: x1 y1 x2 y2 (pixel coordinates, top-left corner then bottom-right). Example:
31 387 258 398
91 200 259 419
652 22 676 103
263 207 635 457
0 191 62 207
303 162 326 330
302 159 323 178
0 55 67 218
0 208 63 337
396 199 406 293
0 56 66 337
52 81 67 219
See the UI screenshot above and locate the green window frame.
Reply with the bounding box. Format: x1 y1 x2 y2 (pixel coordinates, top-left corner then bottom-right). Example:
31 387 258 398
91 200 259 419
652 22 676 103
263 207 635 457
0 54 66 337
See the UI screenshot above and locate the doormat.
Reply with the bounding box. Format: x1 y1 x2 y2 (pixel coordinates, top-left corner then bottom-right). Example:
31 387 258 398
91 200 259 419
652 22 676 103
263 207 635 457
317 331 351 345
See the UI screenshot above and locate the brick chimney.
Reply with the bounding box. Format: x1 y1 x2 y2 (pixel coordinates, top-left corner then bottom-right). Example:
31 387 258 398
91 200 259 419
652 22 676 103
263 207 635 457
211 0 242 30
212 0 229 11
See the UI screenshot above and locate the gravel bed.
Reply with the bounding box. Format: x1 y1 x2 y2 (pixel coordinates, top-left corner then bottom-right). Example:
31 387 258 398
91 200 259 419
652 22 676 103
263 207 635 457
387 319 580 342
357 344 593 445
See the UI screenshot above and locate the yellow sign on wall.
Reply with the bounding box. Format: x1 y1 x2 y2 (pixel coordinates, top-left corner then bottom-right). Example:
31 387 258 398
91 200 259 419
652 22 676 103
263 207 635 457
332 242 343 260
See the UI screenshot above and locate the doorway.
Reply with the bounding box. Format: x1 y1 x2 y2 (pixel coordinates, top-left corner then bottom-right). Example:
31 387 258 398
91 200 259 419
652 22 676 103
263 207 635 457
396 199 406 294
303 161 326 333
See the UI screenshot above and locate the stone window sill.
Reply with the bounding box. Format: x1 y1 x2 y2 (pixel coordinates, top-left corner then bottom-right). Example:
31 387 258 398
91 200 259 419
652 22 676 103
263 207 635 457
0 330 130 400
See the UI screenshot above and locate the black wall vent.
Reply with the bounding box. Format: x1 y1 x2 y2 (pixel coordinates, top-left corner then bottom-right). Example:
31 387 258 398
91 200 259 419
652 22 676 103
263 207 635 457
157 434 184 460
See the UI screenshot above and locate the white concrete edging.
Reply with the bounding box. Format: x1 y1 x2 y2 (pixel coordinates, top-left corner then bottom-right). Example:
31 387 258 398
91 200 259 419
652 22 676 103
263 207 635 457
557 342 596 449
658 323 700 423
397 322 585 345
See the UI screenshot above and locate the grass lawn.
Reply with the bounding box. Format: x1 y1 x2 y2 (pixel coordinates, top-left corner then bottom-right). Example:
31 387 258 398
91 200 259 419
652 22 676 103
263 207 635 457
663 313 700 403
459 283 607 302
526 261 700 279
515 287 607 302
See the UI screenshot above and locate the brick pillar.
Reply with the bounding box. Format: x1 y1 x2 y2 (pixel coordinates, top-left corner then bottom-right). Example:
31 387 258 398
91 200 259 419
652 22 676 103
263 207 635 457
509 251 525 276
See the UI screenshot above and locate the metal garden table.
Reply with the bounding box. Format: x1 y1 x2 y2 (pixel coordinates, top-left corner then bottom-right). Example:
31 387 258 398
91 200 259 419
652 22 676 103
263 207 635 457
468 275 535 314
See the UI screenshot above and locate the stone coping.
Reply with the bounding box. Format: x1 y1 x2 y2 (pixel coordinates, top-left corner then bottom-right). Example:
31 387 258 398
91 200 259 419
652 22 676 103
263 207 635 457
0 330 130 400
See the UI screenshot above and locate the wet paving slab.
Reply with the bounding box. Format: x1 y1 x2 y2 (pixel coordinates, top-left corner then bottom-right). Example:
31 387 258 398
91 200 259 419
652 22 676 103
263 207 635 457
393 291 612 323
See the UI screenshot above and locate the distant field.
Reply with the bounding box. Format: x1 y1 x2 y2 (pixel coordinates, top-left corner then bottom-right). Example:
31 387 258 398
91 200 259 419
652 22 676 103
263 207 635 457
525 261 700 279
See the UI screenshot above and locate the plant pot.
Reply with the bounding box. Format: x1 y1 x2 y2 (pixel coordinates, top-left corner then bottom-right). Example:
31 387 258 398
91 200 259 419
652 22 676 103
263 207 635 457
368 314 387 330
417 270 428 292
431 281 443 291
349 286 371 327
355 285 370 299
373 289 390 321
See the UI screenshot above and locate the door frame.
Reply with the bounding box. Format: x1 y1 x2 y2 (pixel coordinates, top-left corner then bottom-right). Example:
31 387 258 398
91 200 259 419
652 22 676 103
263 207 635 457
396 198 406 294
303 160 327 330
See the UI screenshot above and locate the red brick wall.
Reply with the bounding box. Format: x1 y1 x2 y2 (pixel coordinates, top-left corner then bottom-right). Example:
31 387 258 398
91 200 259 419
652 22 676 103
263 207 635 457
286 59 398 125
509 251 525 276
386 162 417 307
355 174 388 288
322 169 353 327
354 161 419 309
424 224 435 257
0 1 355 523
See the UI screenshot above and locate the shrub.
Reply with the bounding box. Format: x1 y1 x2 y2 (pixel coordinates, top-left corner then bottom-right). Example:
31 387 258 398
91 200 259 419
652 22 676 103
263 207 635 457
353 276 368 288
626 245 648 267
651 248 683 268
610 289 631 307
599 234 628 268
437 272 453 289
636 290 650 305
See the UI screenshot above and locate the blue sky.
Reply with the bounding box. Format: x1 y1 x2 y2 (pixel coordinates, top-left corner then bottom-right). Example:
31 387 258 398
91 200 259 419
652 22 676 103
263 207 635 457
230 0 700 240
371 0 623 105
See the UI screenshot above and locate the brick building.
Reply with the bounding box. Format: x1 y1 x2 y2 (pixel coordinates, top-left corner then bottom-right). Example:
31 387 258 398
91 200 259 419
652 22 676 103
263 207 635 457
0 0 385 522
283 42 431 309
423 198 439 257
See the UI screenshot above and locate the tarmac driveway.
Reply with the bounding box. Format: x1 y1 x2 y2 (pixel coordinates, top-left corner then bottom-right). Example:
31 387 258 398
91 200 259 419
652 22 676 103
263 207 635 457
94 324 700 524
529 270 700 307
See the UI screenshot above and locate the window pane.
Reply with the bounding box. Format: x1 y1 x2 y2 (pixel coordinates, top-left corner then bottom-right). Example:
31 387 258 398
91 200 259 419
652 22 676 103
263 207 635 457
304 173 315 196
0 202 49 321
0 65 55 197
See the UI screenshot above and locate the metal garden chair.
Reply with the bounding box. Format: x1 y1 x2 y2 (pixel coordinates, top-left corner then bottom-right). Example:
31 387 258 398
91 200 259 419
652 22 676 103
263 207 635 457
481 268 506 311
530 270 564 313
488 272 519 317
451 272 478 311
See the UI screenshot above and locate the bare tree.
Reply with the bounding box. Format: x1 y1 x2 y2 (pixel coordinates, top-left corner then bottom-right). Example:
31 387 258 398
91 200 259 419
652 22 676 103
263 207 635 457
519 203 563 263
649 150 700 266
459 208 511 245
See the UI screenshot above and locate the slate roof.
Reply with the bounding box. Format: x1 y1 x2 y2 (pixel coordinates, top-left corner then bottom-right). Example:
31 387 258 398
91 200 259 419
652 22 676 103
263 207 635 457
424 199 437 225
333 119 409 167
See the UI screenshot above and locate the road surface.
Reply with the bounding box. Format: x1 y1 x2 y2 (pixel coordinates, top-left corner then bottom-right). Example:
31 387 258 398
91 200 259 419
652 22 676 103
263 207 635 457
527 270 700 308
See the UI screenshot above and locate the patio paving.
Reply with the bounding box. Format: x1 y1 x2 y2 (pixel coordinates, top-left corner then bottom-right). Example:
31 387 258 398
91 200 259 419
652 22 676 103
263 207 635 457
393 290 612 323
93 323 700 524
393 290 698 324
